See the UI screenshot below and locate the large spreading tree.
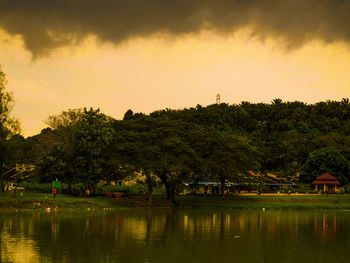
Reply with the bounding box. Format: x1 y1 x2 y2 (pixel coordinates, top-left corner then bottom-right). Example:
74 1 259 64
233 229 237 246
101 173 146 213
38 108 115 193
190 127 260 195
114 116 201 206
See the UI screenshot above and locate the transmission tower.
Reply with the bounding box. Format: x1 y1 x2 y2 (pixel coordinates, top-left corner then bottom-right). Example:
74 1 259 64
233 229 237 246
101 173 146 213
216 94 220 104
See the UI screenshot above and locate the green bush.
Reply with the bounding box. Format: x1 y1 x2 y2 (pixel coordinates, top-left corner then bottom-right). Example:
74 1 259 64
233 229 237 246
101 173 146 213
70 183 85 194
295 183 312 193
21 182 52 193
97 184 166 195
154 187 166 195
20 181 164 196
97 184 145 194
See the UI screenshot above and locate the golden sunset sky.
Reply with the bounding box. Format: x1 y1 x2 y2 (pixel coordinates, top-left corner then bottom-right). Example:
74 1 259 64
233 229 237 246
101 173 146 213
0 0 349 137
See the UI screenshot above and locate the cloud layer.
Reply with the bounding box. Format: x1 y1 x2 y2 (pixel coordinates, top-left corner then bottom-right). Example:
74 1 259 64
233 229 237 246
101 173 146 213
1 0 349 56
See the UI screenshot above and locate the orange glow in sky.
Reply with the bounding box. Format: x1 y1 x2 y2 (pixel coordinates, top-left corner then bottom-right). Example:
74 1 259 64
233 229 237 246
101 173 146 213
0 29 349 137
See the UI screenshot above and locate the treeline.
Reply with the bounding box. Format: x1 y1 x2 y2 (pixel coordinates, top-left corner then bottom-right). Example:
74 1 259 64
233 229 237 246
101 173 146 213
3 100 350 203
6 107 260 205
2 68 350 205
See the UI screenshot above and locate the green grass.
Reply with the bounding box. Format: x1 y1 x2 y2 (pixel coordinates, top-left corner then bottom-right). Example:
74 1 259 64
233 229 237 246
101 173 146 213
175 195 350 210
0 192 118 210
2 192 350 211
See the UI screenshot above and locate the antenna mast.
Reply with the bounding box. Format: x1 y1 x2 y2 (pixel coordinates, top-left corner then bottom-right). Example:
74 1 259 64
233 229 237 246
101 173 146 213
216 94 220 104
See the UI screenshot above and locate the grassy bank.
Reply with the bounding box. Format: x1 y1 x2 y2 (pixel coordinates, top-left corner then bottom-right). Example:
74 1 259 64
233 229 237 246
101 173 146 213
0 192 116 210
180 194 350 210
1 192 350 211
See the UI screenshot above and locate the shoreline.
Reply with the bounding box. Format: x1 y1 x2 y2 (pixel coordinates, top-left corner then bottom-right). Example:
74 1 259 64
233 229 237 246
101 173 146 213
2 192 350 211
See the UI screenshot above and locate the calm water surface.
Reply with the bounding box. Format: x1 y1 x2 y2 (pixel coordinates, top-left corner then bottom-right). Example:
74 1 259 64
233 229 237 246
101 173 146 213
1 209 350 263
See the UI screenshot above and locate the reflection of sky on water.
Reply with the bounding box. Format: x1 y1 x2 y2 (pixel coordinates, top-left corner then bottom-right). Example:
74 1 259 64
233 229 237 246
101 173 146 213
1 210 350 263
0 220 42 263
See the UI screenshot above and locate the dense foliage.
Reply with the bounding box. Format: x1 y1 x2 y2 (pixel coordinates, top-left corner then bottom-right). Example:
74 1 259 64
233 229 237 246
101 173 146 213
2 65 350 203
299 147 350 184
0 67 20 191
3 99 350 203
37 108 115 193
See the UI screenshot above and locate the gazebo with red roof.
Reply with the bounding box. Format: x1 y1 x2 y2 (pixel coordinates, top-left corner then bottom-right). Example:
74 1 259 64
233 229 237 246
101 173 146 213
312 173 340 192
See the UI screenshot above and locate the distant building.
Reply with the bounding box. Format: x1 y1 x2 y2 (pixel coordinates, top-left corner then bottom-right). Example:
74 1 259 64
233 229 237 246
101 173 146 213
312 173 340 192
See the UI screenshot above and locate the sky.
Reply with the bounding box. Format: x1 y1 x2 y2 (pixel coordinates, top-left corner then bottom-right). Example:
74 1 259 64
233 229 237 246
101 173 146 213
0 0 350 137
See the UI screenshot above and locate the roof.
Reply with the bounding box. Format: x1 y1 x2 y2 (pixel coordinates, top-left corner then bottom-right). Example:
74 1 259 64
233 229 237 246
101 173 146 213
312 173 341 185
312 180 340 185
316 173 337 180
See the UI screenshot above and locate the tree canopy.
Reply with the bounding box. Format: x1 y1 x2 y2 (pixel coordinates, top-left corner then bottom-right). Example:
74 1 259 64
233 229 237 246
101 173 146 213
0 63 350 204
28 98 350 202
0 66 20 139
38 108 115 192
0 66 21 191
3 66 350 203
299 147 350 184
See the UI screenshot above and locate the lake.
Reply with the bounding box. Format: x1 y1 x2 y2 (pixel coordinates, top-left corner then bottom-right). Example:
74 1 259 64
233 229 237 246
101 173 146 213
1 209 350 263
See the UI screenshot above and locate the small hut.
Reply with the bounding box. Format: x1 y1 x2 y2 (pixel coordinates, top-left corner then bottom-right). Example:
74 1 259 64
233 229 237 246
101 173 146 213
312 173 340 192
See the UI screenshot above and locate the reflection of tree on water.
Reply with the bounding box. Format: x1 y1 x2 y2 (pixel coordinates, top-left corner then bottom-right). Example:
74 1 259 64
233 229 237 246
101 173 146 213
0 215 44 263
313 213 338 239
145 208 153 242
2 210 350 262
161 209 175 241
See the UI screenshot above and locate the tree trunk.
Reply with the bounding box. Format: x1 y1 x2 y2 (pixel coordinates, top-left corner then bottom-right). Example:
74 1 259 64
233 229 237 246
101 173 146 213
161 175 177 207
68 182 72 194
0 162 4 192
0 178 4 192
90 184 95 195
169 186 176 206
166 184 172 203
0 173 4 192
83 182 89 196
145 171 153 207
220 177 226 197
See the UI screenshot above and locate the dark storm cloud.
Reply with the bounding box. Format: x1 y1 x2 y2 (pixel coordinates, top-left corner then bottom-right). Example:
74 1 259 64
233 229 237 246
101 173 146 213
0 0 349 56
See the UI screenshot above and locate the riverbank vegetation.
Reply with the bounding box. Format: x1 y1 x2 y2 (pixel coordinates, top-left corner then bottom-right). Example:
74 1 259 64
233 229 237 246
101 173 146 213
2 192 350 211
2 66 350 207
